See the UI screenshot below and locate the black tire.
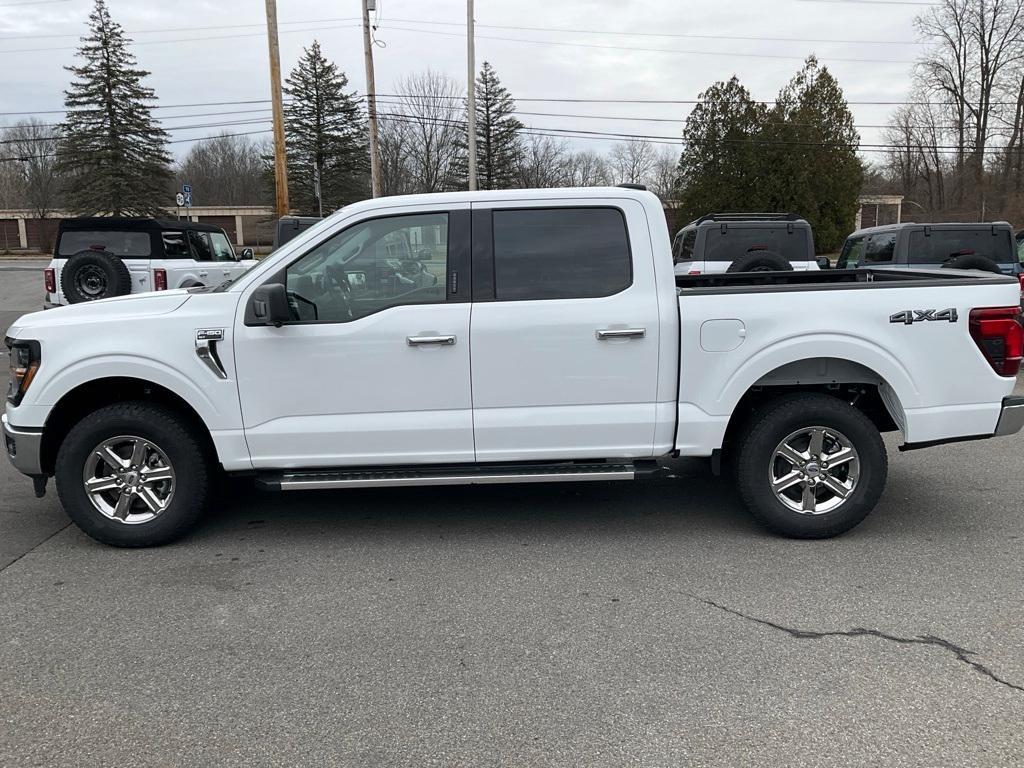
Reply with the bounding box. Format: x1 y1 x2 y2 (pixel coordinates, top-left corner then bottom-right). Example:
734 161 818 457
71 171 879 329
941 254 1002 274
60 250 133 303
735 393 887 539
55 402 211 547
726 251 794 273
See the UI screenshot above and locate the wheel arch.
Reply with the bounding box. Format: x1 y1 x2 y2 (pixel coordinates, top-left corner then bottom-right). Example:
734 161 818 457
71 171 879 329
716 354 909 467
39 376 218 475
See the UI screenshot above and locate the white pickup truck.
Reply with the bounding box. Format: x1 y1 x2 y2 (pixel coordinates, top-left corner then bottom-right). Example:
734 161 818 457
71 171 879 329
5 188 1024 547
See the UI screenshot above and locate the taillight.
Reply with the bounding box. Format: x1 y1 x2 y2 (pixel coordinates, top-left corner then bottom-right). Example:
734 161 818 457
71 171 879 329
43 268 55 294
1017 274 1024 296
969 306 1023 377
688 270 702 275
153 268 167 291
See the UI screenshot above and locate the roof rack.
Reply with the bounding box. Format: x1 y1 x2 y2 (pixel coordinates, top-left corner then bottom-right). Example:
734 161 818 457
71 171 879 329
694 212 802 224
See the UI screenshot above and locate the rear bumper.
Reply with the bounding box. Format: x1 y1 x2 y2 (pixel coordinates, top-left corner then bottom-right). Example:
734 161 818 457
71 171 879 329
2 414 44 476
994 395 1024 436
900 396 1024 451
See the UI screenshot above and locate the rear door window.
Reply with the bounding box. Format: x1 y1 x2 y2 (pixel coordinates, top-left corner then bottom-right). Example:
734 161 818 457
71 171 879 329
491 208 632 301
161 232 189 258
58 231 151 257
837 236 866 268
907 228 1014 265
673 230 696 263
864 233 896 264
704 227 808 262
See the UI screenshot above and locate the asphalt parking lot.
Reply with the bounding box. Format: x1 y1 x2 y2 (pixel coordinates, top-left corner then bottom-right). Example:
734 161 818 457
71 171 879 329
2 262 1023 767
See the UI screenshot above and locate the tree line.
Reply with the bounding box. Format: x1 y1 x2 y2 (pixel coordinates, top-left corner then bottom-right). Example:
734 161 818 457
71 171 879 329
6 0 1018 253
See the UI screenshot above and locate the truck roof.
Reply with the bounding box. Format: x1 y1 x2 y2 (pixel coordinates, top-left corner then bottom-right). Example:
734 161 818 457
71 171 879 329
848 221 1014 238
58 217 228 234
331 186 660 216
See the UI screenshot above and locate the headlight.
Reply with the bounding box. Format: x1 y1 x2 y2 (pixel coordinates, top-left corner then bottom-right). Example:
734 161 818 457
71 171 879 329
5 338 40 405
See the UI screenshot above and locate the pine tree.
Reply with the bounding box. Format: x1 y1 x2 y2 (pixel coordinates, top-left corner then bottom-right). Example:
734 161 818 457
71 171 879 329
57 0 171 215
284 41 368 214
473 62 522 190
766 56 863 252
677 76 769 218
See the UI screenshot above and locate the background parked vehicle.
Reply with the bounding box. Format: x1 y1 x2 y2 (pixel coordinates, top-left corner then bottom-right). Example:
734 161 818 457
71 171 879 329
837 222 1020 276
44 218 257 307
671 213 829 275
274 216 322 249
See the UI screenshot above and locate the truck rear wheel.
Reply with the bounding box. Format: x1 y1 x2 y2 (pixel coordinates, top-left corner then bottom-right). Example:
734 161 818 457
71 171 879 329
735 393 887 538
55 402 211 547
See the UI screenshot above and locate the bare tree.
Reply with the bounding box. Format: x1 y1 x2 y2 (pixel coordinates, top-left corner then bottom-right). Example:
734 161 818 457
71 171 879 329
915 0 1024 199
2 119 61 218
378 70 466 193
376 114 415 196
564 150 610 187
644 145 681 200
515 134 572 187
607 139 656 185
174 132 270 206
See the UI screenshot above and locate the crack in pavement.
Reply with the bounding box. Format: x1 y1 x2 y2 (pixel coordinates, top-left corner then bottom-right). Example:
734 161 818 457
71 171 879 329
692 594 1024 695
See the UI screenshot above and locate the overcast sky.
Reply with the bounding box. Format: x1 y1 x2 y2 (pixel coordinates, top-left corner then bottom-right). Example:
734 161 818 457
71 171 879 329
0 0 930 162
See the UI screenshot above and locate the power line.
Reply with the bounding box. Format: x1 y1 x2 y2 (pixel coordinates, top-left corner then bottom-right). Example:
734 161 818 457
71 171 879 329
0 0 69 6
0 14 921 46
379 24 916 65
0 23 360 54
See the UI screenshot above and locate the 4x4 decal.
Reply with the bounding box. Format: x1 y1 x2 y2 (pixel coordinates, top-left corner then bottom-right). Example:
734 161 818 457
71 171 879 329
889 308 958 325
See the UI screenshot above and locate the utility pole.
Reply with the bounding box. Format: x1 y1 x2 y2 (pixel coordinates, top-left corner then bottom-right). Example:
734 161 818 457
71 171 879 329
362 0 382 198
264 0 289 216
466 0 477 191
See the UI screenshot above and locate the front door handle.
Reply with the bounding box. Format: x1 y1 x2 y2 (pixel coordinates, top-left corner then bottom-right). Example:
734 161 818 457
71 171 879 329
407 335 457 346
596 328 646 340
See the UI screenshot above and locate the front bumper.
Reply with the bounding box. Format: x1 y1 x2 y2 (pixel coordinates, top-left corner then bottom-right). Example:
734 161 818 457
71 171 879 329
994 395 1024 437
2 413 44 476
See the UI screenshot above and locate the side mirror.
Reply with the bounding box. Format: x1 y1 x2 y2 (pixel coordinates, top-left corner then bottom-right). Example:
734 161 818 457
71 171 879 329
240 247 254 260
251 283 290 327
816 256 831 270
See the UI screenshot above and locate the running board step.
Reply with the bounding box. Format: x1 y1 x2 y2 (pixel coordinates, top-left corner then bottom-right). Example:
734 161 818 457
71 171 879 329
258 461 658 491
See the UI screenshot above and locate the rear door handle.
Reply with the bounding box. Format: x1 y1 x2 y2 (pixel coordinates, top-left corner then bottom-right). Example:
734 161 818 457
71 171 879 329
596 328 646 340
407 335 457 346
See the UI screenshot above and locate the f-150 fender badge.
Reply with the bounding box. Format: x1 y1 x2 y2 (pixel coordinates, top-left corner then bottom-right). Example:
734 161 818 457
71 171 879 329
196 328 225 341
889 309 958 325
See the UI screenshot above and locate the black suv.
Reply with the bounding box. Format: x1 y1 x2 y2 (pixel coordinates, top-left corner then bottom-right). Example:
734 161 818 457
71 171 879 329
837 221 1020 275
671 213 826 275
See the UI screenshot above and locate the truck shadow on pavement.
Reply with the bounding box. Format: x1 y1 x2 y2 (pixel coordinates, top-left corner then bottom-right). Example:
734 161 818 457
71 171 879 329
192 459 762 545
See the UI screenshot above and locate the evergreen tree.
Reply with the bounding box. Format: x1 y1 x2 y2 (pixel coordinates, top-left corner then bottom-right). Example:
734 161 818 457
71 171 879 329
766 56 862 252
677 76 769 218
57 0 171 215
284 41 368 214
473 62 522 190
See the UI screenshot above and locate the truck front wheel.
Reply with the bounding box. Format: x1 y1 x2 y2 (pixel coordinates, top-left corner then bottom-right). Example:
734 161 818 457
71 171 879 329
55 402 211 547
735 393 887 538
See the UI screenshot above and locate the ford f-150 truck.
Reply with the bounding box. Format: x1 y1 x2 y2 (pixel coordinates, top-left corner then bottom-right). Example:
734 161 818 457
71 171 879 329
5 188 1024 547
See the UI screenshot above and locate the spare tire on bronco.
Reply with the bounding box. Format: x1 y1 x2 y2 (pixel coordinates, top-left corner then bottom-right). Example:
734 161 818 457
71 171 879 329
940 254 1003 274
727 250 794 273
60 250 133 303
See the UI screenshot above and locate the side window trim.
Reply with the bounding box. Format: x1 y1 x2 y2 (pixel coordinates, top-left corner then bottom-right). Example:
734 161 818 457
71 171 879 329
244 208 467 327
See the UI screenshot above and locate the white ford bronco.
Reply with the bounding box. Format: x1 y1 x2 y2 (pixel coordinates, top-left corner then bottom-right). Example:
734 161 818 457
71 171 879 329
43 217 257 307
5 187 1024 546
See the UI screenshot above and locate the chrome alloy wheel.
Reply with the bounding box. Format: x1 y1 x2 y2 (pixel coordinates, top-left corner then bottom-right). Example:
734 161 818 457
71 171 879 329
82 435 175 524
769 426 860 515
